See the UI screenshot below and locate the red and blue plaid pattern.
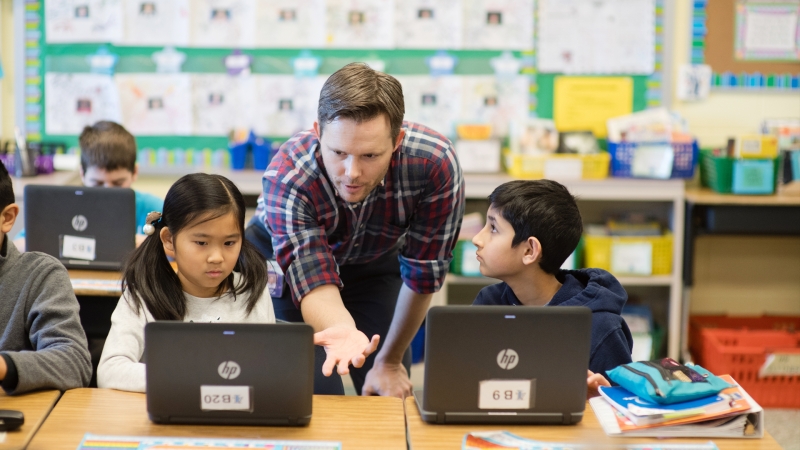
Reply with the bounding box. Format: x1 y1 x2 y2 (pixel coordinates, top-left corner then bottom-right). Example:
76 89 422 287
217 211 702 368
254 121 464 305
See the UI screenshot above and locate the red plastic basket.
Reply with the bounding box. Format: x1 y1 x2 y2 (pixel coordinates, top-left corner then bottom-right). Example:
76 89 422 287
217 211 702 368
689 315 800 361
690 315 800 408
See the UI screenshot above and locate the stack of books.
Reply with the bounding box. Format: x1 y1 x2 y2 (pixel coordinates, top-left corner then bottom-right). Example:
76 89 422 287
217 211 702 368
590 375 764 438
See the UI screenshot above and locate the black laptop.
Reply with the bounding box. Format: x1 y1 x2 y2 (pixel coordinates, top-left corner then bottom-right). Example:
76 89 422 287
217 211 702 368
24 185 135 270
414 306 592 425
145 322 314 426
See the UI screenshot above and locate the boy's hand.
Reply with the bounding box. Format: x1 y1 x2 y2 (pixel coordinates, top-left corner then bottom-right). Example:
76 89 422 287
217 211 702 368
587 370 611 398
313 326 380 376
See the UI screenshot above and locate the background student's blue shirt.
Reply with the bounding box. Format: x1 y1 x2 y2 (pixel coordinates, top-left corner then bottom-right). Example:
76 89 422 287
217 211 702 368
473 268 634 378
15 190 164 238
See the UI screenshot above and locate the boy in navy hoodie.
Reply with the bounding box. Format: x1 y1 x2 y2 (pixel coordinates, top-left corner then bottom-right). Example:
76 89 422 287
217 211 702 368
471 180 632 392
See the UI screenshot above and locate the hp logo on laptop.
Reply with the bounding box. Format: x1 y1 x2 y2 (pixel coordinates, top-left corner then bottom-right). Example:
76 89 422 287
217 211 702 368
218 361 241 380
71 215 88 232
496 349 519 370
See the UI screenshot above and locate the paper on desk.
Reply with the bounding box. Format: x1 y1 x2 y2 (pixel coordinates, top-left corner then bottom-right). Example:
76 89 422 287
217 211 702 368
192 74 255 136
537 0 655 74
119 0 190 46
395 0 463 49
325 0 394 48
554 76 633 138
251 75 325 137
398 75 463 137
461 76 530 137
77 434 341 449
0 432 5 443
45 73 122 135
254 0 326 48
190 0 256 48
70 279 122 293
116 74 192 136
45 0 123 43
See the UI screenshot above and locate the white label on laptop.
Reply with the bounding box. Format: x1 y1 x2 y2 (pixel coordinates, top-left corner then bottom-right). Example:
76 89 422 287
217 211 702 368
478 379 533 410
61 235 96 261
200 385 252 411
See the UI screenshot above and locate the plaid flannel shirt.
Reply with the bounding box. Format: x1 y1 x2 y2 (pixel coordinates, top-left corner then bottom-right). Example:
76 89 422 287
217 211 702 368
255 121 464 305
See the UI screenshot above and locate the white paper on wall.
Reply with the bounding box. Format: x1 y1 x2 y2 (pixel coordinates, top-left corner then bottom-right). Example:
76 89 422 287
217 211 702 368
397 75 463 137
251 76 325 137
460 76 530 137
45 73 122 135
325 0 395 48
537 0 655 74
190 0 256 48
116 74 192 135
120 0 190 46
394 0 463 49
462 0 533 50
254 0 326 48
45 0 123 43
192 74 256 136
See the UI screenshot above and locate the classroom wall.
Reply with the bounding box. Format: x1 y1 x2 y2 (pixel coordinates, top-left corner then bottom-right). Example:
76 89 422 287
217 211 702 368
1 0 14 141
671 0 800 148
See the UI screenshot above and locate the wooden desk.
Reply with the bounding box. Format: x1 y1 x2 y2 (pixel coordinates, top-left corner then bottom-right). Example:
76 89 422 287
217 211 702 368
0 390 60 450
404 397 782 450
28 389 406 450
68 270 123 297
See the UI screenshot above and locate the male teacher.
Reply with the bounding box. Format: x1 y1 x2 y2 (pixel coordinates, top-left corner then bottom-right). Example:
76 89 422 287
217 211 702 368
248 63 464 397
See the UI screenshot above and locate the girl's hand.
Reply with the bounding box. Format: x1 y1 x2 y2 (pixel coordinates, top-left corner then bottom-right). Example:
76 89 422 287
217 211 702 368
587 370 611 398
313 326 380 376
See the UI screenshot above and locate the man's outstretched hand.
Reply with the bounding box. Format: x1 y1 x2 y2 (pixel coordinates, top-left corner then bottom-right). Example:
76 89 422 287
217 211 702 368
314 326 380 376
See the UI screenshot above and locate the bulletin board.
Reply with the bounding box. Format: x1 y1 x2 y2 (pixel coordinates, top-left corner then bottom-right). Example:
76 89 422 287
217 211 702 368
20 0 665 157
692 0 800 90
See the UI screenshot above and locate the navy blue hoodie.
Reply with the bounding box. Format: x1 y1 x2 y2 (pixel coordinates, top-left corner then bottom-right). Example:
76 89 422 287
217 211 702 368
473 268 633 377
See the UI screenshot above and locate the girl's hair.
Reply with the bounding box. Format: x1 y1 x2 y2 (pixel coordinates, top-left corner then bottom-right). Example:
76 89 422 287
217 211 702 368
122 173 267 320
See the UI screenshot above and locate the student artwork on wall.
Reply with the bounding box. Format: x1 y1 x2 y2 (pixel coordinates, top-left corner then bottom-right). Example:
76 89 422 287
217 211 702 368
537 0 655 74
325 0 395 48
190 0 256 48
735 2 800 61
394 0 463 49
460 76 530 137
398 76 463 137
462 0 534 50
191 74 255 136
254 0 326 48
116 74 192 135
120 0 190 46
251 76 325 137
45 0 124 43
45 73 122 135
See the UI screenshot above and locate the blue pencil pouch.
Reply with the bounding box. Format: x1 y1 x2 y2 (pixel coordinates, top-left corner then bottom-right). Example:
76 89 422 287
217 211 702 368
607 358 732 405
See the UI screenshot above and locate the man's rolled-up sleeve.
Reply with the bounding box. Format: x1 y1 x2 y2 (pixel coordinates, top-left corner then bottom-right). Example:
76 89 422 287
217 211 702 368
400 145 464 294
262 168 342 306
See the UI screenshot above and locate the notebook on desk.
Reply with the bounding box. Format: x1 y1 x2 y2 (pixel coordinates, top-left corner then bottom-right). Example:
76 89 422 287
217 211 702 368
24 185 136 270
414 306 592 425
145 322 314 426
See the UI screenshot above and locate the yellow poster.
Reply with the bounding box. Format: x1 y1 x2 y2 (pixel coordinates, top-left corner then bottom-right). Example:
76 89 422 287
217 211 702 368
553 76 633 138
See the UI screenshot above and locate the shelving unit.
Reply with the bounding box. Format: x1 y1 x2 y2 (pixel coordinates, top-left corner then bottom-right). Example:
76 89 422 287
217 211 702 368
438 174 686 360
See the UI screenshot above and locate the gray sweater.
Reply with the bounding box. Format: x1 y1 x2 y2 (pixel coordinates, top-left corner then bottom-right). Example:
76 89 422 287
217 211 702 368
0 236 92 394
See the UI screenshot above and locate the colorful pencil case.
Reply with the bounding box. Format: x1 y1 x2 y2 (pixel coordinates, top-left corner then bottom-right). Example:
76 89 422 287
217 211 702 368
607 358 732 404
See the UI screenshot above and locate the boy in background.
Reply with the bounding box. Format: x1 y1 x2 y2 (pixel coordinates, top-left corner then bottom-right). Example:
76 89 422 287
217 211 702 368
0 160 92 394
471 180 633 393
14 121 163 250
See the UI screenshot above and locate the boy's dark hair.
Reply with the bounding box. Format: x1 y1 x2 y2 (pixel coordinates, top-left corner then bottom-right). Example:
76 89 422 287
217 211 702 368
0 160 14 210
79 121 137 173
122 173 267 321
318 62 405 142
489 179 583 275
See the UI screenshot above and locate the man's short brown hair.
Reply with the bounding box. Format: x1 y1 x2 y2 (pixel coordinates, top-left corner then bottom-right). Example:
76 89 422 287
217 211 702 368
317 63 405 142
79 121 137 173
